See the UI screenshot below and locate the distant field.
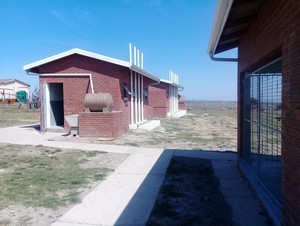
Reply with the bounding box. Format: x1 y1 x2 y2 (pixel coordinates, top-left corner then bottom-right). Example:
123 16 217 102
0 103 40 128
185 100 237 110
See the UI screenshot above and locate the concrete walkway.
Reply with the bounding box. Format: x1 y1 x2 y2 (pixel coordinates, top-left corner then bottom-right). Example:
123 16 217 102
0 125 269 226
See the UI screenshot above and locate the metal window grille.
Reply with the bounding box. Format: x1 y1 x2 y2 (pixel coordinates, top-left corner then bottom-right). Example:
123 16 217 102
243 58 282 203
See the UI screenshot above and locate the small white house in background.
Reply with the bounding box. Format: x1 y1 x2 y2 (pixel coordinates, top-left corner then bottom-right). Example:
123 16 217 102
0 79 30 101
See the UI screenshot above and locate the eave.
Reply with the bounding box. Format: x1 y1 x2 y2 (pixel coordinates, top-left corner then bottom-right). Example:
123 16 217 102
208 0 260 56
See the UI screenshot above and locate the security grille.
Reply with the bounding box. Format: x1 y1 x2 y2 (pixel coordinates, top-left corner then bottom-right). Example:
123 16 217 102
243 58 282 203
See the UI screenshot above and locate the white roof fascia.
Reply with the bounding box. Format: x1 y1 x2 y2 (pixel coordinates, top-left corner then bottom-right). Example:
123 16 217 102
22 47 171 83
207 0 234 55
130 64 160 82
23 48 131 72
160 78 183 89
160 78 172 84
1 79 30 87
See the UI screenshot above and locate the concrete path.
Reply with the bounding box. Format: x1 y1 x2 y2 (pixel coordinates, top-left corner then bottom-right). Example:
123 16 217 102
52 148 174 226
0 124 137 154
0 125 269 226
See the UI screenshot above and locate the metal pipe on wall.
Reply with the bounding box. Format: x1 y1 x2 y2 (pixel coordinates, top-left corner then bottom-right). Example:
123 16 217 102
134 72 138 124
130 71 134 125
141 75 144 121
138 74 141 123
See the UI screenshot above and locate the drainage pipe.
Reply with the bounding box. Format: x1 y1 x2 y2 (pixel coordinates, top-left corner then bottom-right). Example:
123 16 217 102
141 75 144 121
134 72 138 124
138 74 141 123
209 53 238 62
130 71 134 125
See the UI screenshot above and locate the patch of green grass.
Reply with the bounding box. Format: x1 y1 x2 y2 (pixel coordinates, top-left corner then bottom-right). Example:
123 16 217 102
173 132 232 144
45 148 62 154
83 150 107 157
123 142 139 147
0 144 112 209
0 219 11 225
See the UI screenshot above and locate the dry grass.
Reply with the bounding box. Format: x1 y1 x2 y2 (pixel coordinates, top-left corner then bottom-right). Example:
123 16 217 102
95 108 238 151
0 104 39 128
0 144 112 209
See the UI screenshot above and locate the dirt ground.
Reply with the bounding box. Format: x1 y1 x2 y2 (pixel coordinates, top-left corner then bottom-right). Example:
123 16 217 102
0 102 240 225
147 156 234 226
57 108 237 152
0 145 128 226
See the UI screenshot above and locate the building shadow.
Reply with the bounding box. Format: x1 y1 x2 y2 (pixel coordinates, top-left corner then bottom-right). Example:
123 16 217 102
114 149 237 226
19 124 40 131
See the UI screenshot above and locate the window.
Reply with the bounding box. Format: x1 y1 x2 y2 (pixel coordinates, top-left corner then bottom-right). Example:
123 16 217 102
243 58 282 203
123 83 131 98
143 88 148 98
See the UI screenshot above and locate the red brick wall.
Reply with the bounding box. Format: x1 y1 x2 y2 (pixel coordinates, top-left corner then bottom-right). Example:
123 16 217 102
149 83 169 118
37 54 133 130
179 103 186 110
78 111 125 138
237 0 300 225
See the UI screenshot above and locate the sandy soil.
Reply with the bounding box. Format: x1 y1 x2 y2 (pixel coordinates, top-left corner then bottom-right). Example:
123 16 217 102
0 146 128 226
0 107 238 225
57 109 237 152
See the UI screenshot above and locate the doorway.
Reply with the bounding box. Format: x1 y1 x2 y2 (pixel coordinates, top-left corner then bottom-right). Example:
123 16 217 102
47 83 64 128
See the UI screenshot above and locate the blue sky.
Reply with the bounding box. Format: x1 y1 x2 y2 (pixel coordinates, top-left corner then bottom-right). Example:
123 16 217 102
0 0 237 101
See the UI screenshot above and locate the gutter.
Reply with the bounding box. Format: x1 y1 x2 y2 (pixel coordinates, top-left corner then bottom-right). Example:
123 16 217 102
207 0 238 62
209 53 238 62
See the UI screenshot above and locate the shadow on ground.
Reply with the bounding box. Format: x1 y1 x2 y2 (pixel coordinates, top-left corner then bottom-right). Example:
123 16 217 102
115 149 235 226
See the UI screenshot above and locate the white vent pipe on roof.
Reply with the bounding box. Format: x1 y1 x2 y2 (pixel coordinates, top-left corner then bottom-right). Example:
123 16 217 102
134 46 137 65
129 43 144 69
141 52 144 69
137 49 140 67
129 43 132 64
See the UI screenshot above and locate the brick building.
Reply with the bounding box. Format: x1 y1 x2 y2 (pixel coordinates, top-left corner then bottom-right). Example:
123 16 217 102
23 48 185 138
208 0 300 225
149 77 185 118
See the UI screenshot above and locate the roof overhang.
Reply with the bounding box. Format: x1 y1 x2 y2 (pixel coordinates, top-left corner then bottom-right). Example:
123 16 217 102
208 0 260 56
23 48 160 82
130 65 160 82
23 48 130 72
160 79 184 90
0 79 30 87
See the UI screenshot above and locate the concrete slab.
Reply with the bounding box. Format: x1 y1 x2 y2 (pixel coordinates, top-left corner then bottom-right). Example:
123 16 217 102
52 148 174 226
212 157 268 226
168 110 187 118
0 125 137 154
138 120 160 131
